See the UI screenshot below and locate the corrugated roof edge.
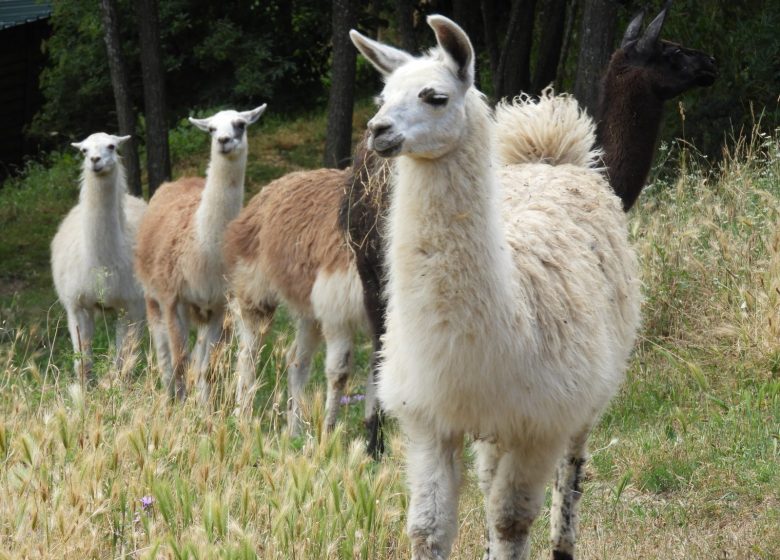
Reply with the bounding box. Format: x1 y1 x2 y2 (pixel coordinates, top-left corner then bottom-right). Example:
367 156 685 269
0 1 53 31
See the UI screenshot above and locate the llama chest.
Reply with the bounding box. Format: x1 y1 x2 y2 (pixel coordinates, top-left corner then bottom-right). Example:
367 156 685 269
180 246 229 310
75 250 140 310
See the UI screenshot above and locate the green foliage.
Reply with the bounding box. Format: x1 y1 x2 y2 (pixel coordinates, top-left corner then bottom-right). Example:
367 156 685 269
31 0 334 143
31 0 122 140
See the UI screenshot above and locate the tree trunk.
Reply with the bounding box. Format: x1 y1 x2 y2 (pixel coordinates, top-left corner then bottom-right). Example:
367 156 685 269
574 0 619 117
136 0 171 196
531 0 568 93
99 0 142 197
395 0 417 52
494 0 538 100
324 0 358 169
481 0 501 89
555 0 579 90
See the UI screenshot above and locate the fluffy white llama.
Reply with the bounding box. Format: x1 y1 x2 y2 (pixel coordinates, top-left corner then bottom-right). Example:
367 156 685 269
351 16 641 560
224 168 375 438
135 105 266 403
51 133 147 380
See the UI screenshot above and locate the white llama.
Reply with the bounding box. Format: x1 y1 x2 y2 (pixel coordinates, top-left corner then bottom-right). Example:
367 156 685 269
351 16 641 560
224 167 375 439
51 133 147 380
135 105 266 403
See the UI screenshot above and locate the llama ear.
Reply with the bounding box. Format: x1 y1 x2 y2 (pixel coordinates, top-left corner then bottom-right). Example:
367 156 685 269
71 141 83 150
349 30 412 77
621 9 645 48
189 116 212 132
428 15 474 86
112 135 131 146
240 104 267 126
637 0 672 54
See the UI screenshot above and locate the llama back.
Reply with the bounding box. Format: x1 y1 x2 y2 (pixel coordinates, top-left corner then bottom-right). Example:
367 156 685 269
226 168 361 318
123 194 148 244
494 88 601 169
500 163 641 380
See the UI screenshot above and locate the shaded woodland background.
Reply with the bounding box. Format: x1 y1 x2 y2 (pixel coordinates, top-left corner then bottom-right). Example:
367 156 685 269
9 0 780 193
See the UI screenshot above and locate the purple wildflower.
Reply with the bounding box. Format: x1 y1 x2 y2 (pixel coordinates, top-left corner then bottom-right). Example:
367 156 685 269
140 495 154 511
340 394 366 405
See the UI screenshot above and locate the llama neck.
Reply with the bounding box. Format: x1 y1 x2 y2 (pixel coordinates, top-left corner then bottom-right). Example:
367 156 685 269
596 71 664 211
79 165 128 259
195 147 247 249
389 90 514 314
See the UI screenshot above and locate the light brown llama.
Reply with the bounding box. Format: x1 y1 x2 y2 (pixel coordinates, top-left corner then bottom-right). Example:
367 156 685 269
224 167 377 438
135 106 265 403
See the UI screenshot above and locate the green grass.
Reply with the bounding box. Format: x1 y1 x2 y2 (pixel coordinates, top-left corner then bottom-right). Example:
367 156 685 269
1 108 779 559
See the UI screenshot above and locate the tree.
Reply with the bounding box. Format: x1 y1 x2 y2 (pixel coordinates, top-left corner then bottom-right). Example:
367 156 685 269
136 0 171 195
574 0 620 116
485 0 538 100
323 0 358 169
531 0 568 93
395 0 417 51
99 0 142 197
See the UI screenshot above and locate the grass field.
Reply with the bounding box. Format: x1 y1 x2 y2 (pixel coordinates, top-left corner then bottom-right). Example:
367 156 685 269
0 106 778 559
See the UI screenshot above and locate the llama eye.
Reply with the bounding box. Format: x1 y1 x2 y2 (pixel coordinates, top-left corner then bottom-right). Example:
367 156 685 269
81 148 87 154
107 144 115 151
208 126 216 133
424 93 449 107
419 88 448 107
235 121 245 130
373 95 384 108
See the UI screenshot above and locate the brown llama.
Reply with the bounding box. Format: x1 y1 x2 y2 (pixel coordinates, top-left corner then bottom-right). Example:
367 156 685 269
224 168 382 450
597 0 717 211
135 106 266 403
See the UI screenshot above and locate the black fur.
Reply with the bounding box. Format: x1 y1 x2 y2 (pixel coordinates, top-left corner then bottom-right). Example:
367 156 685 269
596 4 716 211
338 132 390 459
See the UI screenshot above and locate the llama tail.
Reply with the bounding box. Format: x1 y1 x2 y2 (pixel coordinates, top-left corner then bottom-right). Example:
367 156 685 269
494 87 601 169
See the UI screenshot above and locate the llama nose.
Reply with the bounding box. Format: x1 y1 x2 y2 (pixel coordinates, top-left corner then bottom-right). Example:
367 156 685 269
218 136 230 145
91 156 100 163
368 118 393 139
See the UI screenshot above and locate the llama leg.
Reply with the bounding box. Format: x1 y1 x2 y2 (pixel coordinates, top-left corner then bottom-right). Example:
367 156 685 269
234 302 276 416
486 443 564 560
114 302 144 377
364 341 384 458
146 298 174 388
66 306 95 382
286 317 320 436
404 422 463 560
114 312 128 373
194 310 224 407
550 426 592 560
321 325 353 433
473 436 501 558
163 301 189 400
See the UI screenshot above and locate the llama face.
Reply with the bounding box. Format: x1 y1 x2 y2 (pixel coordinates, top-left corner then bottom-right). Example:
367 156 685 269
619 2 717 100
351 16 475 160
189 105 267 158
71 133 131 175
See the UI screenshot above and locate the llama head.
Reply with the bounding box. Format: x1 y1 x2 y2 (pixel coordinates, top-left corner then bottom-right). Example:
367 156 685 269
71 133 131 175
189 105 267 158
615 0 717 100
350 15 475 159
